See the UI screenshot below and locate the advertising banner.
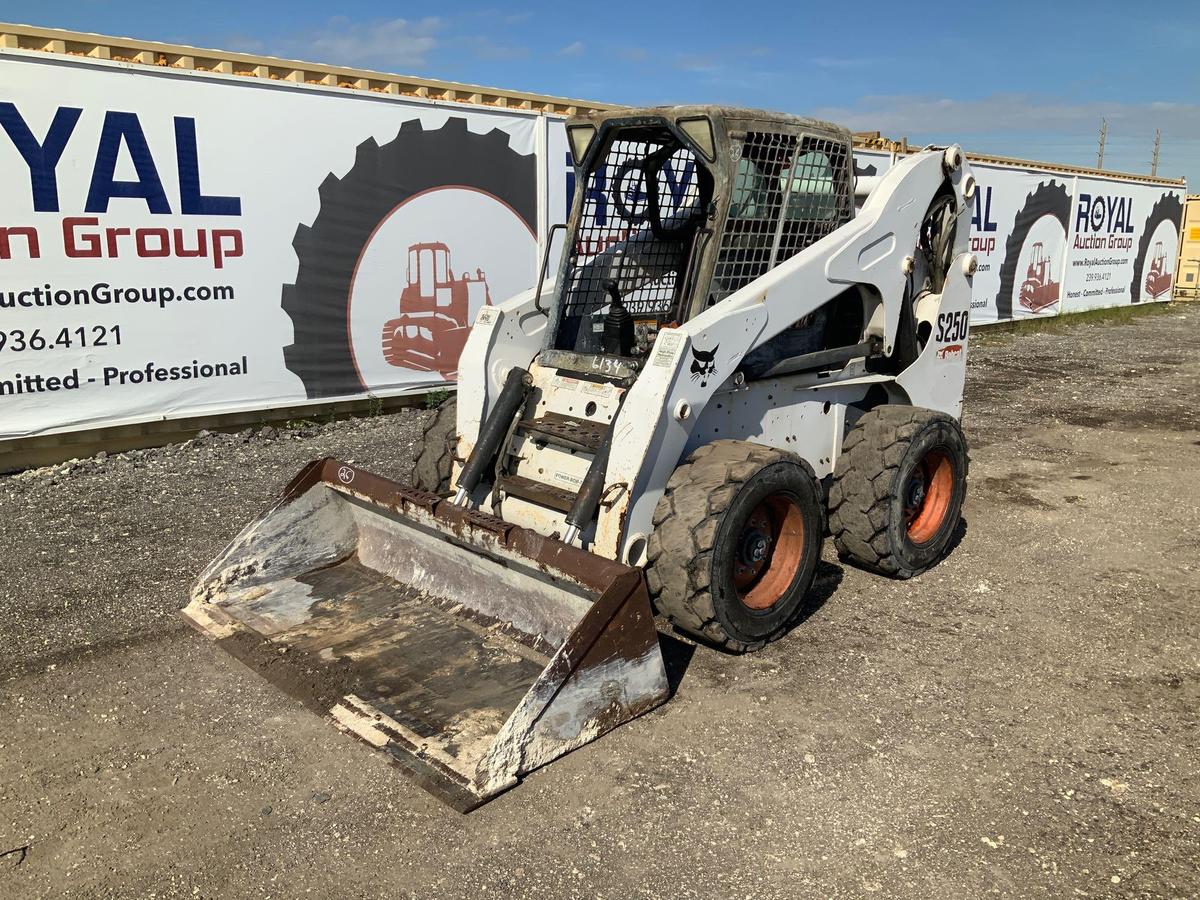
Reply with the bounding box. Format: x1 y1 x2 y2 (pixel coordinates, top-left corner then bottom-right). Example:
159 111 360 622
0 51 548 440
852 149 893 180
1061 178 1184 313
961 164 1071 324
964 164 1183 322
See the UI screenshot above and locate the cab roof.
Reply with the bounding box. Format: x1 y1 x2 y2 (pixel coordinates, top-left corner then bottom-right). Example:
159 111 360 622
568 105 850 141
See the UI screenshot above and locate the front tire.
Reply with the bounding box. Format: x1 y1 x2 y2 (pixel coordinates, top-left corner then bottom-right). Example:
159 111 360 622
645 441 825 653
410 397 457 494
829 406 968 578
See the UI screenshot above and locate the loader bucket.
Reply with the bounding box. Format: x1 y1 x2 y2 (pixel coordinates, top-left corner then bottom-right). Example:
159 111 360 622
182 459 668 811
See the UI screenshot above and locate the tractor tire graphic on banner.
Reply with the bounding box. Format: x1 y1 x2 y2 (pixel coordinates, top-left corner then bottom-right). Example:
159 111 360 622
1130 193 1183 303
995 180 1071 320
282 118 537 398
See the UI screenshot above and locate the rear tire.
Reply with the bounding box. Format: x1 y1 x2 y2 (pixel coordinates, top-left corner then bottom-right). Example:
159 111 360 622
829 405 968 578
410 397 457 494
645 441 825 653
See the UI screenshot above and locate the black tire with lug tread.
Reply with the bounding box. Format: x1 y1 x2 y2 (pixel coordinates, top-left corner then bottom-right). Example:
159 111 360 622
645 440 825 653
410 398 457 494
829 405 968 579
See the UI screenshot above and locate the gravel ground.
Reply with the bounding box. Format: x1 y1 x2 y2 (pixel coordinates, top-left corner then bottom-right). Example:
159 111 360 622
1 305 1198 898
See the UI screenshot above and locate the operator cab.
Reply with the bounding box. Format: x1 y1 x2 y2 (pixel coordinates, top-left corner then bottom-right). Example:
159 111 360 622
543 106 856 381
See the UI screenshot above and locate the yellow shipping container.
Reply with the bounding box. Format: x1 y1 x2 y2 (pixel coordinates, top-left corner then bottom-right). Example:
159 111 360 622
1178 196 1200 300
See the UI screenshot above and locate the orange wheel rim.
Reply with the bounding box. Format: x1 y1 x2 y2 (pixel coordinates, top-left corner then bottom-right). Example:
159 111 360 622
905 449 954 545
734 494 806 611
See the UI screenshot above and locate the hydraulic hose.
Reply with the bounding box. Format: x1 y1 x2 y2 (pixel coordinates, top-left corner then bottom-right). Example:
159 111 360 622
453 366 532 505
562 429 613 545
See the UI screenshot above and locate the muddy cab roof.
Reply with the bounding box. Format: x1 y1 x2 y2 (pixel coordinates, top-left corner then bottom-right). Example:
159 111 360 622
564 105 851 171
567 105 850 141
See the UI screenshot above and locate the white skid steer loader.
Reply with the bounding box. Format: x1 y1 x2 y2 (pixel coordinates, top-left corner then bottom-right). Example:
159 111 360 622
184 106 977 810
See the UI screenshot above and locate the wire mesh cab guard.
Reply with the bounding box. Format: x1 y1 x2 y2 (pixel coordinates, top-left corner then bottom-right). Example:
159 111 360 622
552 122 710 355
546 107 855 372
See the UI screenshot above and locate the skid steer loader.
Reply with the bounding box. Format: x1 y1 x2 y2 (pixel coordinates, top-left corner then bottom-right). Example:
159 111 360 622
184 106 977 810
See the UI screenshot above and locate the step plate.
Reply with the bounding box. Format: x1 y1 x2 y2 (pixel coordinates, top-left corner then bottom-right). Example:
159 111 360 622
496 473 577 514
519 411 607 452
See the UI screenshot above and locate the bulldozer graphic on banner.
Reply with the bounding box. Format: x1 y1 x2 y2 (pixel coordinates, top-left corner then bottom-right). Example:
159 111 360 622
1144 241 1174 298
1019 241 1060 313
382 242 492 379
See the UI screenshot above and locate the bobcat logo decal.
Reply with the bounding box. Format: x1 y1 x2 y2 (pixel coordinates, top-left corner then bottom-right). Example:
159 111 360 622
690 344 719 387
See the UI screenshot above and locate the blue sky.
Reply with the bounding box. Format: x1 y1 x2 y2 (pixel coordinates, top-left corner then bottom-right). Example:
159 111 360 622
3 1 1197 184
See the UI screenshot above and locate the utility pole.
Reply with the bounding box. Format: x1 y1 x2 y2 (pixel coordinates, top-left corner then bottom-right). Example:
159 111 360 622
1151 129 1161 176
1097 118 1107 169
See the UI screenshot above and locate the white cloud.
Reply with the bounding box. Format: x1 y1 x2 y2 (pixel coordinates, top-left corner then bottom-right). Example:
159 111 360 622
231 17 442 71
616 47 650 63
558 41 585 57
811 93 1199 182
673 54 720 74
455 35 530 62
811 56 872 69
810 94 1200 141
